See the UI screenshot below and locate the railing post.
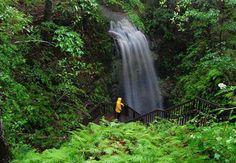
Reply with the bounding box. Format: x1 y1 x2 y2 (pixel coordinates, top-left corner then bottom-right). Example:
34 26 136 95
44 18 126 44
126 97 219 125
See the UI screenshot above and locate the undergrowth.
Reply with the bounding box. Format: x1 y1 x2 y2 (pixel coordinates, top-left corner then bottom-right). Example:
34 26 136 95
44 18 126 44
13 120 236 162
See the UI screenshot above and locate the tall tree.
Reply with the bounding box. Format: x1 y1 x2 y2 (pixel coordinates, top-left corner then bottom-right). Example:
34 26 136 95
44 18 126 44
44 0 52 21
0 119 10 163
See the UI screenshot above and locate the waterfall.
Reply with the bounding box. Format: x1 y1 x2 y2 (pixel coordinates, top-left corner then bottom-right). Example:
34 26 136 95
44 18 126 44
109 19 163 114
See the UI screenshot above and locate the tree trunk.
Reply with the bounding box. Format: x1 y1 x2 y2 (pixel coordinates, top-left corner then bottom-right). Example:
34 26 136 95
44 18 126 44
44 0 53 21
0 119 10 163
219 0 225 54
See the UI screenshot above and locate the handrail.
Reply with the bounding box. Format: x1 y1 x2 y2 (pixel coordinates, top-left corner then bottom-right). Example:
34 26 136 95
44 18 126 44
82 97 221 125
123 105 141 120
83 102 141 124
127 97 220 124
195 97 220 108
126 99 196 123
82 101 112 125
126 109 165 123
165 99 195 111
125 105 140 114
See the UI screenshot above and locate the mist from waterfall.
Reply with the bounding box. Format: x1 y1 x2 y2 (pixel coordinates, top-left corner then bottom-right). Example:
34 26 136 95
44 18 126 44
109 19 163 114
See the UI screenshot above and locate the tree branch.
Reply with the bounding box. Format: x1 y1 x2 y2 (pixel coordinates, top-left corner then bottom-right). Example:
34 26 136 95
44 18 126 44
14 39 55 45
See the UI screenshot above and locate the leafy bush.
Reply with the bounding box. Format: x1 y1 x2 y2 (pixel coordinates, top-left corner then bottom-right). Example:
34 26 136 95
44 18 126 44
13 120 236 162
53 0 103 25
0 0 112 150
174 50 236 102
53 26 84 56
147 0 236 105
216 85 236 106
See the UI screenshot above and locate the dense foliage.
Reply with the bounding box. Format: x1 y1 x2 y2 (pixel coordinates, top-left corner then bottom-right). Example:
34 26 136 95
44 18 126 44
0 0 113 150
145 0 236 105
0 0 235 162
13 120 236 162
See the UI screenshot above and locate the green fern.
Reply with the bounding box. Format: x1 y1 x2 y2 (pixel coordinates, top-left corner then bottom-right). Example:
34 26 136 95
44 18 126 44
13 120 236 162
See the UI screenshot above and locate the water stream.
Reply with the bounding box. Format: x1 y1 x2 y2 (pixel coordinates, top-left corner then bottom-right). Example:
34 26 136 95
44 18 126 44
109 19 163 114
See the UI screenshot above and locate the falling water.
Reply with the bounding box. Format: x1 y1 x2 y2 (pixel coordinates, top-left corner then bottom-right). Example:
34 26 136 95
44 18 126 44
109 19 163 114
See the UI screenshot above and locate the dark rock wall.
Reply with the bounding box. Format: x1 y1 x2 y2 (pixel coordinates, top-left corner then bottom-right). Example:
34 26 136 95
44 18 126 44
111 42 124 103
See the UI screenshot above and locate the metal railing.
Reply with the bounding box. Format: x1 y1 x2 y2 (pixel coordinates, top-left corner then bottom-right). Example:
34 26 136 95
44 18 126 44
82 102 112 125
124 105 141 121
82 102 141 125
127 97 220 125
82 97 221 125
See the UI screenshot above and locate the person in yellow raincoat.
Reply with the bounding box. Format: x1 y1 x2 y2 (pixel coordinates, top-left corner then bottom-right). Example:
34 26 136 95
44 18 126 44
115 97 124 119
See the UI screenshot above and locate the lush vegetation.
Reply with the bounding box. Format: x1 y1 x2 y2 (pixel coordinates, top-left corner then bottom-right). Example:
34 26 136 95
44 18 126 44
145 0 236 105
0 0 112 150
0 0 235 162
13 120 236 162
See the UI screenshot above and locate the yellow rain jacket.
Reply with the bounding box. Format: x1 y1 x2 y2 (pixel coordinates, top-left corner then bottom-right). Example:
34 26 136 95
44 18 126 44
115 97 124 113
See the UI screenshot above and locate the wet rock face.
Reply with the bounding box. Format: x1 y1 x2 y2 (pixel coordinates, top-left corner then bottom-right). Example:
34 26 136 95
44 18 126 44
0 120 10 163
100 5 127 21
111 44 124 103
